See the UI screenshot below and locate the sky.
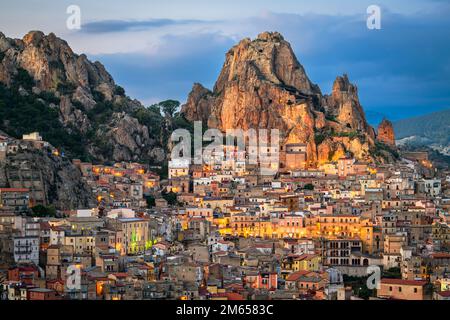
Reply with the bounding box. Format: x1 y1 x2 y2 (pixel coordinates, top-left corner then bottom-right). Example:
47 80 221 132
1 0 450 124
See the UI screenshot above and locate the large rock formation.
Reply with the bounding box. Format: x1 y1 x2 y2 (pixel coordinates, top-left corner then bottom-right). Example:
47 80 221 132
0 30 396 167
182 32 388 165
377 119 396 146
0 134 95 210
0 31 164 163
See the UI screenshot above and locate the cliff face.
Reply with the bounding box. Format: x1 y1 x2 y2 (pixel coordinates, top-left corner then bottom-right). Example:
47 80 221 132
0 134 95 210
0 30 395 167
182 32 389 165
377 119 396 146
1 31 113 96
0 31 165 163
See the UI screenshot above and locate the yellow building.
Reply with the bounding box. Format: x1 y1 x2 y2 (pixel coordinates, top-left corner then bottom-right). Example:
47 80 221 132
315 215 361 238
360 219 382 255
293 254 321 272
432 222 450 250
108 217 149 255
199 197 234 212
230 215 274 238
64 231 95 254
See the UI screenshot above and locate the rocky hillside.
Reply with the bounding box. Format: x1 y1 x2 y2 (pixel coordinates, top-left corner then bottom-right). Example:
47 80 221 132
0 132 94 210
182 32 396 165
0 31 167 163
0 30 397 167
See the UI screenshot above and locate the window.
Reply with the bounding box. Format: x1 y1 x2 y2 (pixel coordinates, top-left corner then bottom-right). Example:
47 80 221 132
414 288 418 293
389 286 392 292
398 287 402 292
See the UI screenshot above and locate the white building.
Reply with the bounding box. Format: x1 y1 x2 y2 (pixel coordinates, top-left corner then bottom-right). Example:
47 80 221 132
129 183 143 200
22 132 43 141
13 236 39 265
168 159 190 179
106 208 136 219
0 140 7 160
50 227 65 245
76 209 98 218
421 179 441 197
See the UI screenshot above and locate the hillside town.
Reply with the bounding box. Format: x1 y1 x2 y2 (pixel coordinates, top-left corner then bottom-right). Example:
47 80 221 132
1 131 449 301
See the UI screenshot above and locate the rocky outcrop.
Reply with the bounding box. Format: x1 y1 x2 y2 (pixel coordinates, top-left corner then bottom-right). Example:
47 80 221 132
15 31 115 96
0 30 396 167
105 113 152 162
0 136 95 210
0 31 165 163
59 96 90 132
182 31 384 165
326 75 374 137
182 83 214 124
377 119 396 146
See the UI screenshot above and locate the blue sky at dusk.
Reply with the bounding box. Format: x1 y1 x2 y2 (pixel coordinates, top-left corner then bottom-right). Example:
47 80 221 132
1 0 449 124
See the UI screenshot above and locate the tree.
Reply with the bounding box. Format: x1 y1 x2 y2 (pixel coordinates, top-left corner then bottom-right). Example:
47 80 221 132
159 100 180 118
304 183 315 191
162 191 178 206
114 85 125 96
383 267 401 279
172 112 194 132
343 275 375 300
31 204 57 217
14 68 35 90
145 195 156 208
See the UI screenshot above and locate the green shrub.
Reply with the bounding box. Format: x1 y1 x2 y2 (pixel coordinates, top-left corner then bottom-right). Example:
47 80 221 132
38 91 60 105
325 115 338 122
162 191 178 206
57 82 77 95
14 68 35 90
114 85 125 96
0 83 90 160
315 133 326 145
304 183 314 190
145 195 156 208
31 204 57 217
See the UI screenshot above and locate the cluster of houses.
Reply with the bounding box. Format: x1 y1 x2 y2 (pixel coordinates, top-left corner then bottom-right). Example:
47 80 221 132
0 136 450 300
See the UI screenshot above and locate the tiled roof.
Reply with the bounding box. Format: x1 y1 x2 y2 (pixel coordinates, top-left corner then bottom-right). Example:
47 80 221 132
380 279 427 286
286 271 311 281
0 188 29 192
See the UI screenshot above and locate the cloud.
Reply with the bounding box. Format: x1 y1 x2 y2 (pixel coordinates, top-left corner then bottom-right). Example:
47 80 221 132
81 18 218 34
224 9 450 121
89 32 235 105
83 5 450 121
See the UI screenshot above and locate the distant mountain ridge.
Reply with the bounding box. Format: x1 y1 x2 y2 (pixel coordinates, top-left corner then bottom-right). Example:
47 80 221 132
394 109 450 147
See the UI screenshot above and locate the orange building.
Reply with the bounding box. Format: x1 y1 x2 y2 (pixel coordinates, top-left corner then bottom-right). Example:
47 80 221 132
28 288 60 300
377 279 429 300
